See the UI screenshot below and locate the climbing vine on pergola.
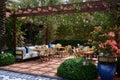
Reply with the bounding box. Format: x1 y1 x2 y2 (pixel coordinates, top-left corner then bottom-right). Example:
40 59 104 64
8 0 119 55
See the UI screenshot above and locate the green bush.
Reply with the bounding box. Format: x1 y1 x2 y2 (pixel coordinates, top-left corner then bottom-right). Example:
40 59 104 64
57 58 98 80
0 53 16 66
52 39 88 47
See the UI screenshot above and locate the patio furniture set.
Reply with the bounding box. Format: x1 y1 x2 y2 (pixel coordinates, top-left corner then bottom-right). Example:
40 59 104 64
15 44 71 61
15 43 94 61
73 46 94 59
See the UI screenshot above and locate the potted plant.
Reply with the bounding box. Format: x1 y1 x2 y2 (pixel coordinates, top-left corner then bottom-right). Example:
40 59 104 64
91 26 120 80
116 29 120 77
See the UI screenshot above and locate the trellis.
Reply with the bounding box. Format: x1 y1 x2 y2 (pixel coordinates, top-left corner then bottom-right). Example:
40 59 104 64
8 0 119 55
13 0 118 17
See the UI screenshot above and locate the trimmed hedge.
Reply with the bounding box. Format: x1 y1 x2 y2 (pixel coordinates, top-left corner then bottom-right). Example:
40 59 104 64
0 53 16 66
52 39 88 47
57 58 98 80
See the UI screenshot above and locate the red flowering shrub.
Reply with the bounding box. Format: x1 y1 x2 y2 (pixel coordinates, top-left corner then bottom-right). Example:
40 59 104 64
91 26 120 57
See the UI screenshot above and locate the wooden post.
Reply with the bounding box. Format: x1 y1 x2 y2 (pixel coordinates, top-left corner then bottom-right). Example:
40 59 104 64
45 26 49 44
13 18 17 56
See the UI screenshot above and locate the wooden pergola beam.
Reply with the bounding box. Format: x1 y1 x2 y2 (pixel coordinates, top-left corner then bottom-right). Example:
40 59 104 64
9 0 118 55
6 6 13 17
12 0 116 17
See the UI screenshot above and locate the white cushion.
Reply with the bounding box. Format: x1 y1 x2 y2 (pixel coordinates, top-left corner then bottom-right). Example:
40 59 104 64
29 46 36 49
16 47 25 50
83 46 90 51
16 46 39 60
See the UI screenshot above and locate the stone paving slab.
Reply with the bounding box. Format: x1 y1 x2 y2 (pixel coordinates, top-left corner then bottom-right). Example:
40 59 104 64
0 56 120 80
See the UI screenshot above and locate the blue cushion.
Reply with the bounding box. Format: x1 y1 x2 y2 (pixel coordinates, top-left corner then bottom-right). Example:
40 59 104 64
48 44 53 48
25 46 30 53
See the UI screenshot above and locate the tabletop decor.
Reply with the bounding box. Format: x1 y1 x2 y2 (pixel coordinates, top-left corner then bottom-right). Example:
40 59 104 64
91 26 120 80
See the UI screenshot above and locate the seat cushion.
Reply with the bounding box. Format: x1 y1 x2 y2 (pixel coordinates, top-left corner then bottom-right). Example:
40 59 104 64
25 46 30 54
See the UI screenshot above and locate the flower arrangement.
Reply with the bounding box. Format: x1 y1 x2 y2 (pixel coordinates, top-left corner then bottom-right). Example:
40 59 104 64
91 26 120 57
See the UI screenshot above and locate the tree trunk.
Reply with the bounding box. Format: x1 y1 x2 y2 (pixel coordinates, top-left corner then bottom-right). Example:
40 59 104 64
0 0 6 52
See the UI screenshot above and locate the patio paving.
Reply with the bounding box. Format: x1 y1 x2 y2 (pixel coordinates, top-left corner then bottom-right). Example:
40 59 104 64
0 55 120 80
0 56 74 78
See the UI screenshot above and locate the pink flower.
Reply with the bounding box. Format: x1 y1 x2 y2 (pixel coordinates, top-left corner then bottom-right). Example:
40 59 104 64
105 40 117 46
99 34 107 37
99 43 105 48
94 27 102 32
91 26 120 56
108 32 115 37
118 49 120 54
111 45 118 51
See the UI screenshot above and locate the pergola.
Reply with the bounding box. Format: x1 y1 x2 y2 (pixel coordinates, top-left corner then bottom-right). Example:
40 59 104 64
7 0 118 55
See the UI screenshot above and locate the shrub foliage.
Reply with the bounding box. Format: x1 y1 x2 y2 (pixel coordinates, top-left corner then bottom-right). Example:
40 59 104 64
57 58 98 80
0 53 16 66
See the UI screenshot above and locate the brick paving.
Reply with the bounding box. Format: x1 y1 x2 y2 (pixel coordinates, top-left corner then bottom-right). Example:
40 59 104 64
0 56 73 78
0 56 120 80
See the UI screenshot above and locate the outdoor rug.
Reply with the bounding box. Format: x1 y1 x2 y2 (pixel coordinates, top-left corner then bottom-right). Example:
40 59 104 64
0 69 64 80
